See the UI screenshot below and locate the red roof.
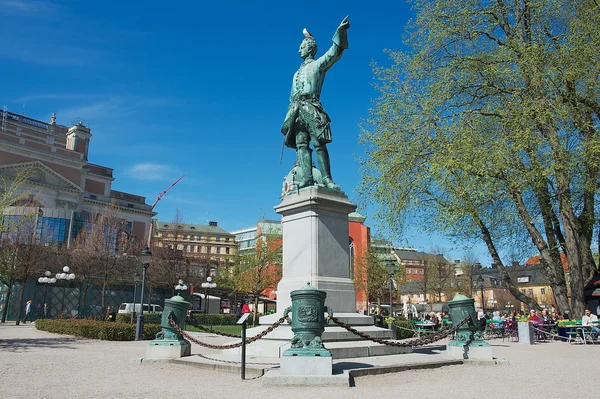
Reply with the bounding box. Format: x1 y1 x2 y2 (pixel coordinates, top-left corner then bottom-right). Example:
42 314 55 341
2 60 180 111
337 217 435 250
524 253 568 271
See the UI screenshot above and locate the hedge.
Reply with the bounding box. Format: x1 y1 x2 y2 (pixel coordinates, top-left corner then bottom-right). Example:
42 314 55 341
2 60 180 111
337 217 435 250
192 314 237 326
35 319 161 341
388 319 416 340
116 312 162 325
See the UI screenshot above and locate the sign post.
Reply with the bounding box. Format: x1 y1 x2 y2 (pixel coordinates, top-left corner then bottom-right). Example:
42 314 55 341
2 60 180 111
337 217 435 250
236 313 251 380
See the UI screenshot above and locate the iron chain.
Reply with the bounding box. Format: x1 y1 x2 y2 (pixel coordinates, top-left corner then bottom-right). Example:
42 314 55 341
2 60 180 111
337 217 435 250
168 316 288 350
327 315 471 348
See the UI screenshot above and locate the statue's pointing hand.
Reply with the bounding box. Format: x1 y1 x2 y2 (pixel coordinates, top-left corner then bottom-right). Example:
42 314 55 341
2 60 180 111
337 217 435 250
340 15 350 30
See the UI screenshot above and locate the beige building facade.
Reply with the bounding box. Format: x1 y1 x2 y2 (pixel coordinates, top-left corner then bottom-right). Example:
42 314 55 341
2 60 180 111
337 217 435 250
0 110 154 246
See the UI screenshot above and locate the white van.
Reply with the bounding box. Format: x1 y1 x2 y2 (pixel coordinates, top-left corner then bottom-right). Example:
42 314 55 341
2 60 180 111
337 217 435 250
118 303 163 314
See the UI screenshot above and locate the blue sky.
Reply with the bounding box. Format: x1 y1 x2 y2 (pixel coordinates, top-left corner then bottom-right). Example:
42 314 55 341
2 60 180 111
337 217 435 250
0 0 493 264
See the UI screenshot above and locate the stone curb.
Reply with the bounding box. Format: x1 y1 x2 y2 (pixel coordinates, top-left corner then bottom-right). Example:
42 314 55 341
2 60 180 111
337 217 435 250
346 359 463 378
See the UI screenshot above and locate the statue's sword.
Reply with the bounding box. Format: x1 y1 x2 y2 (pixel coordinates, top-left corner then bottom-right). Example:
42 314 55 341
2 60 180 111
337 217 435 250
279 138 285 164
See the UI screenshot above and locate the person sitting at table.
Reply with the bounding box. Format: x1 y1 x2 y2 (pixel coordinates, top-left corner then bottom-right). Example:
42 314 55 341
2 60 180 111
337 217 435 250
492 311 502 322
429 312 439 326
529 309 540 322
582 309 599 338
541 309 553 324
510 311 517 322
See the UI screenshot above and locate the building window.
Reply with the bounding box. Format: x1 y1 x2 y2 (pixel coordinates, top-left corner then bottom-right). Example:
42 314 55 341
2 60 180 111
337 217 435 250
127 204 134 208
207 246 212 254
226 247 230 255
89 195 97 200
406 268 411 274
419 269 424 274
216 237 220 242
528 288 533 295
541 288 546 295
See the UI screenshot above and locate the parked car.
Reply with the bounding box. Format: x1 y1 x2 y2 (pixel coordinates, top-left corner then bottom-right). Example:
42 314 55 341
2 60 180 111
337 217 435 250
118 303 163 314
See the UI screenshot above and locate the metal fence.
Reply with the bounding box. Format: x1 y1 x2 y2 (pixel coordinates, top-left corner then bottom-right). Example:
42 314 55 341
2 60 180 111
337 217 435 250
0 279 169 321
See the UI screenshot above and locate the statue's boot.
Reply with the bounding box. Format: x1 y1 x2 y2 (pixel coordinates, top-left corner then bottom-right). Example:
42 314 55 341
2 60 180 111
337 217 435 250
297 144 314 188
316 147 340 191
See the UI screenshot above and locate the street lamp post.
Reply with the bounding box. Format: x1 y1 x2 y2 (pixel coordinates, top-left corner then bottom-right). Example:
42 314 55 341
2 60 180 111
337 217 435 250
476 274 485 314
38 271 56 318
201 276 217 314
386 263 395 317
175 279 188 297
135 246 152 341
55 266 75 317
131 271 140 324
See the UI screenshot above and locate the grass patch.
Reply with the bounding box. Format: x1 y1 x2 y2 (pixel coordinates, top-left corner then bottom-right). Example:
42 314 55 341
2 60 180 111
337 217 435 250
185 324 242 335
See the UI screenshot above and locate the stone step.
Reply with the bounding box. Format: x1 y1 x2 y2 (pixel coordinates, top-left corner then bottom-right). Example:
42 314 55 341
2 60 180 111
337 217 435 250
324 340 412 359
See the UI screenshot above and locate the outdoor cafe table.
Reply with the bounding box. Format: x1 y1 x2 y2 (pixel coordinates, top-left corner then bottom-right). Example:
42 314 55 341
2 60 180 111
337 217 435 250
414 322 437 336
561 324 596 344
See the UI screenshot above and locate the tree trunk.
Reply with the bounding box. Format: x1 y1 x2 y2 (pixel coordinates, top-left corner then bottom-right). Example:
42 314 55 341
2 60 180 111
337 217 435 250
15 282 25 326
474 213 541 310
562 214 587 317
1 280 13 323
253 294 259 327
80 281 88 318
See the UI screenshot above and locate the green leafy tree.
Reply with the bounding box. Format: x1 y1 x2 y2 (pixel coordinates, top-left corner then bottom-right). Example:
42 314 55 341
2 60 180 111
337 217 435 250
231 235 282 325
360 0 600 316
0 167 38 323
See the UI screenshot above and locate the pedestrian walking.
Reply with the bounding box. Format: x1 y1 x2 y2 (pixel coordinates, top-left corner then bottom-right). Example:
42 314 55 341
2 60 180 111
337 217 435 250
22 300 33 323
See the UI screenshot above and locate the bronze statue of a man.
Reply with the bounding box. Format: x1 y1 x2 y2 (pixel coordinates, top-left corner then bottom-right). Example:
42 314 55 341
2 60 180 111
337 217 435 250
281 16 350 191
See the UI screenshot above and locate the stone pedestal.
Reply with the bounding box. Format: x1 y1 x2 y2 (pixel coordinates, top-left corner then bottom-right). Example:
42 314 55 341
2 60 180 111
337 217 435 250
270 187 358 316
145 340 191 359
447 340 493 360
280 356 332 376
518 322 534 344
232 187 405 360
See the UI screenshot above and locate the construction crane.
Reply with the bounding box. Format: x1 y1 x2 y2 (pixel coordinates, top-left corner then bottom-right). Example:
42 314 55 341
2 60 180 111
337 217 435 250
147 175 185 246
151 175 185 210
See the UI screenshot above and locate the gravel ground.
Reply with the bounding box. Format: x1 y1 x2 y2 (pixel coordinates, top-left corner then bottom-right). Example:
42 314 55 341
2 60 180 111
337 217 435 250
1 322 598 399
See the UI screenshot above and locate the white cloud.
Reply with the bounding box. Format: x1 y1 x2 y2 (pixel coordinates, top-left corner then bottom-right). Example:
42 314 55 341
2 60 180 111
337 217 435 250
0 0 56 14
129 162 173 181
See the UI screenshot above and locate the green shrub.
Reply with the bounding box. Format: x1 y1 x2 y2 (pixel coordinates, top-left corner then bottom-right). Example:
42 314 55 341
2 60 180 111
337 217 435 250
35 319 161 341
116 312 162 325
192 314 237 326
388 319 416 339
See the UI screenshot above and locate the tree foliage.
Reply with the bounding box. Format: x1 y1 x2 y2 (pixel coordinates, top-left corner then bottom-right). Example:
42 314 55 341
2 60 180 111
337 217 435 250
227 235 282 325
360 0 600 316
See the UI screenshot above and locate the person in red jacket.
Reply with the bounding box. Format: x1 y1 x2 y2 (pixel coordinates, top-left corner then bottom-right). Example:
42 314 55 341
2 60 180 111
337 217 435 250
241 302 251 314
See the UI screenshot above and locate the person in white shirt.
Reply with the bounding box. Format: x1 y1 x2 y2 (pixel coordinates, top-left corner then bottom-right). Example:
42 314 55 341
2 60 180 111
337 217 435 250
582 309 599 338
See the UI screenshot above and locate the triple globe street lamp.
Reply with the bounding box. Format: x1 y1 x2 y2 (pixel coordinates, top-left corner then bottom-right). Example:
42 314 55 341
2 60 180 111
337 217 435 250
175 279 188 296
38 271 56 318
201 276 217 314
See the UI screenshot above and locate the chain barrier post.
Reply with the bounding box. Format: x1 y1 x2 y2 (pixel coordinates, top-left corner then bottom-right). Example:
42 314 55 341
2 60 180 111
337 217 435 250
145 294 191 359
447 294 492 360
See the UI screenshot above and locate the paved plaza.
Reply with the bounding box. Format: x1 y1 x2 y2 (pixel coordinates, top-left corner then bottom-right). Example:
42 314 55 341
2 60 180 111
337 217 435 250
1 323 598 399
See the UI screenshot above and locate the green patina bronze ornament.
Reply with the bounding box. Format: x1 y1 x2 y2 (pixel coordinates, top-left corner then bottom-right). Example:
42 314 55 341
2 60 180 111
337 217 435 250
281 16 350 193
447 294 490 352
155 294 190 342
283 282 332 357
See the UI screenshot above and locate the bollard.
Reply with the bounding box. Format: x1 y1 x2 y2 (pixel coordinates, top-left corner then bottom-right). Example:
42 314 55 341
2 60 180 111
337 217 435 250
145 294 191 359
446 294 492 360
283 282 331 357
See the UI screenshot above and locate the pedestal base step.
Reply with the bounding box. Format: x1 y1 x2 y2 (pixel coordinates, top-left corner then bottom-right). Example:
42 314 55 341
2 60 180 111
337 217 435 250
262 370 350 387
145 340 191 359
324 340 412 359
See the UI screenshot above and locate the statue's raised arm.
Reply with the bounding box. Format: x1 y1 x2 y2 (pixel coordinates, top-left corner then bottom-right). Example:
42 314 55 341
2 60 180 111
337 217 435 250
280 16 350 192
314 16 350 72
